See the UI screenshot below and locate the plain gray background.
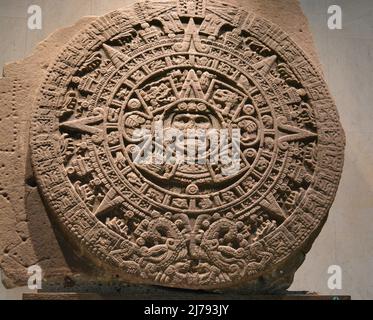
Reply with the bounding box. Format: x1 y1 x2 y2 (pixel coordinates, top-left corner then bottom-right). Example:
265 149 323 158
1 0 372 299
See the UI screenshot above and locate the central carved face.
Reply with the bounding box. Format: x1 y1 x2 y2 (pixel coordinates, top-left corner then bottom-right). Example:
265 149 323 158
170 112 213 158
172 113 212 131
163 101 221 157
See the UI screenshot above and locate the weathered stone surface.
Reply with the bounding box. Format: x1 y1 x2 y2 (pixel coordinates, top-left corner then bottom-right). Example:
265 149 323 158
0 0 345 292
0 17 98 288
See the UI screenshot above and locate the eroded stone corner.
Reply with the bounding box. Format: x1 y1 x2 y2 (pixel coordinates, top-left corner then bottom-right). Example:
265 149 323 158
0 17 97 289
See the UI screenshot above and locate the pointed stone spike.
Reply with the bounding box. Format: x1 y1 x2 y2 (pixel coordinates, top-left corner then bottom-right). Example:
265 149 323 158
278 116 317 148
102 44 127 69
174 17 209 53
260 193 288 221
180 69 204 99
59 114 103 134
185 17 197 35
95 188 124 217
253 55 277 75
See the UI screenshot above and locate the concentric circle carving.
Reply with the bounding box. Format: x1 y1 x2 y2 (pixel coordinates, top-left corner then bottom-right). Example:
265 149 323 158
30 0 345 290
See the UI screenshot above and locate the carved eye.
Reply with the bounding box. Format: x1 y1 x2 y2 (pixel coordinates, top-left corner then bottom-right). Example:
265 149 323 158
195 116 209 124
174 115 190 125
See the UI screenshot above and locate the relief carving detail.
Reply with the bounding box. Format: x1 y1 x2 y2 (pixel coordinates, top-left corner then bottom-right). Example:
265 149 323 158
30 0 345 291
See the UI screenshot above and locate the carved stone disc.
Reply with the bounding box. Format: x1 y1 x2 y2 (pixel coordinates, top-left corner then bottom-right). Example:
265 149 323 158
30 0 345 290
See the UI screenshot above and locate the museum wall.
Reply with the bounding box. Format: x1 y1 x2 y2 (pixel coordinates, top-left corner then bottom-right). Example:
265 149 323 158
0 0 372 299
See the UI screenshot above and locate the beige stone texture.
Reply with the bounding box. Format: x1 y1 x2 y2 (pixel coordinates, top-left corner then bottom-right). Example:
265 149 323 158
0 0 370 299
1 0 324 292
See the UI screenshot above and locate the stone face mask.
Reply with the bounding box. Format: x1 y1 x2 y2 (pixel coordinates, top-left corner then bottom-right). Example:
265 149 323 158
2 0 345 292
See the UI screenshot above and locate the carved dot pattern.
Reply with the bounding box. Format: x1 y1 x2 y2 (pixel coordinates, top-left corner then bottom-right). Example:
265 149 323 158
30 0 345 291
